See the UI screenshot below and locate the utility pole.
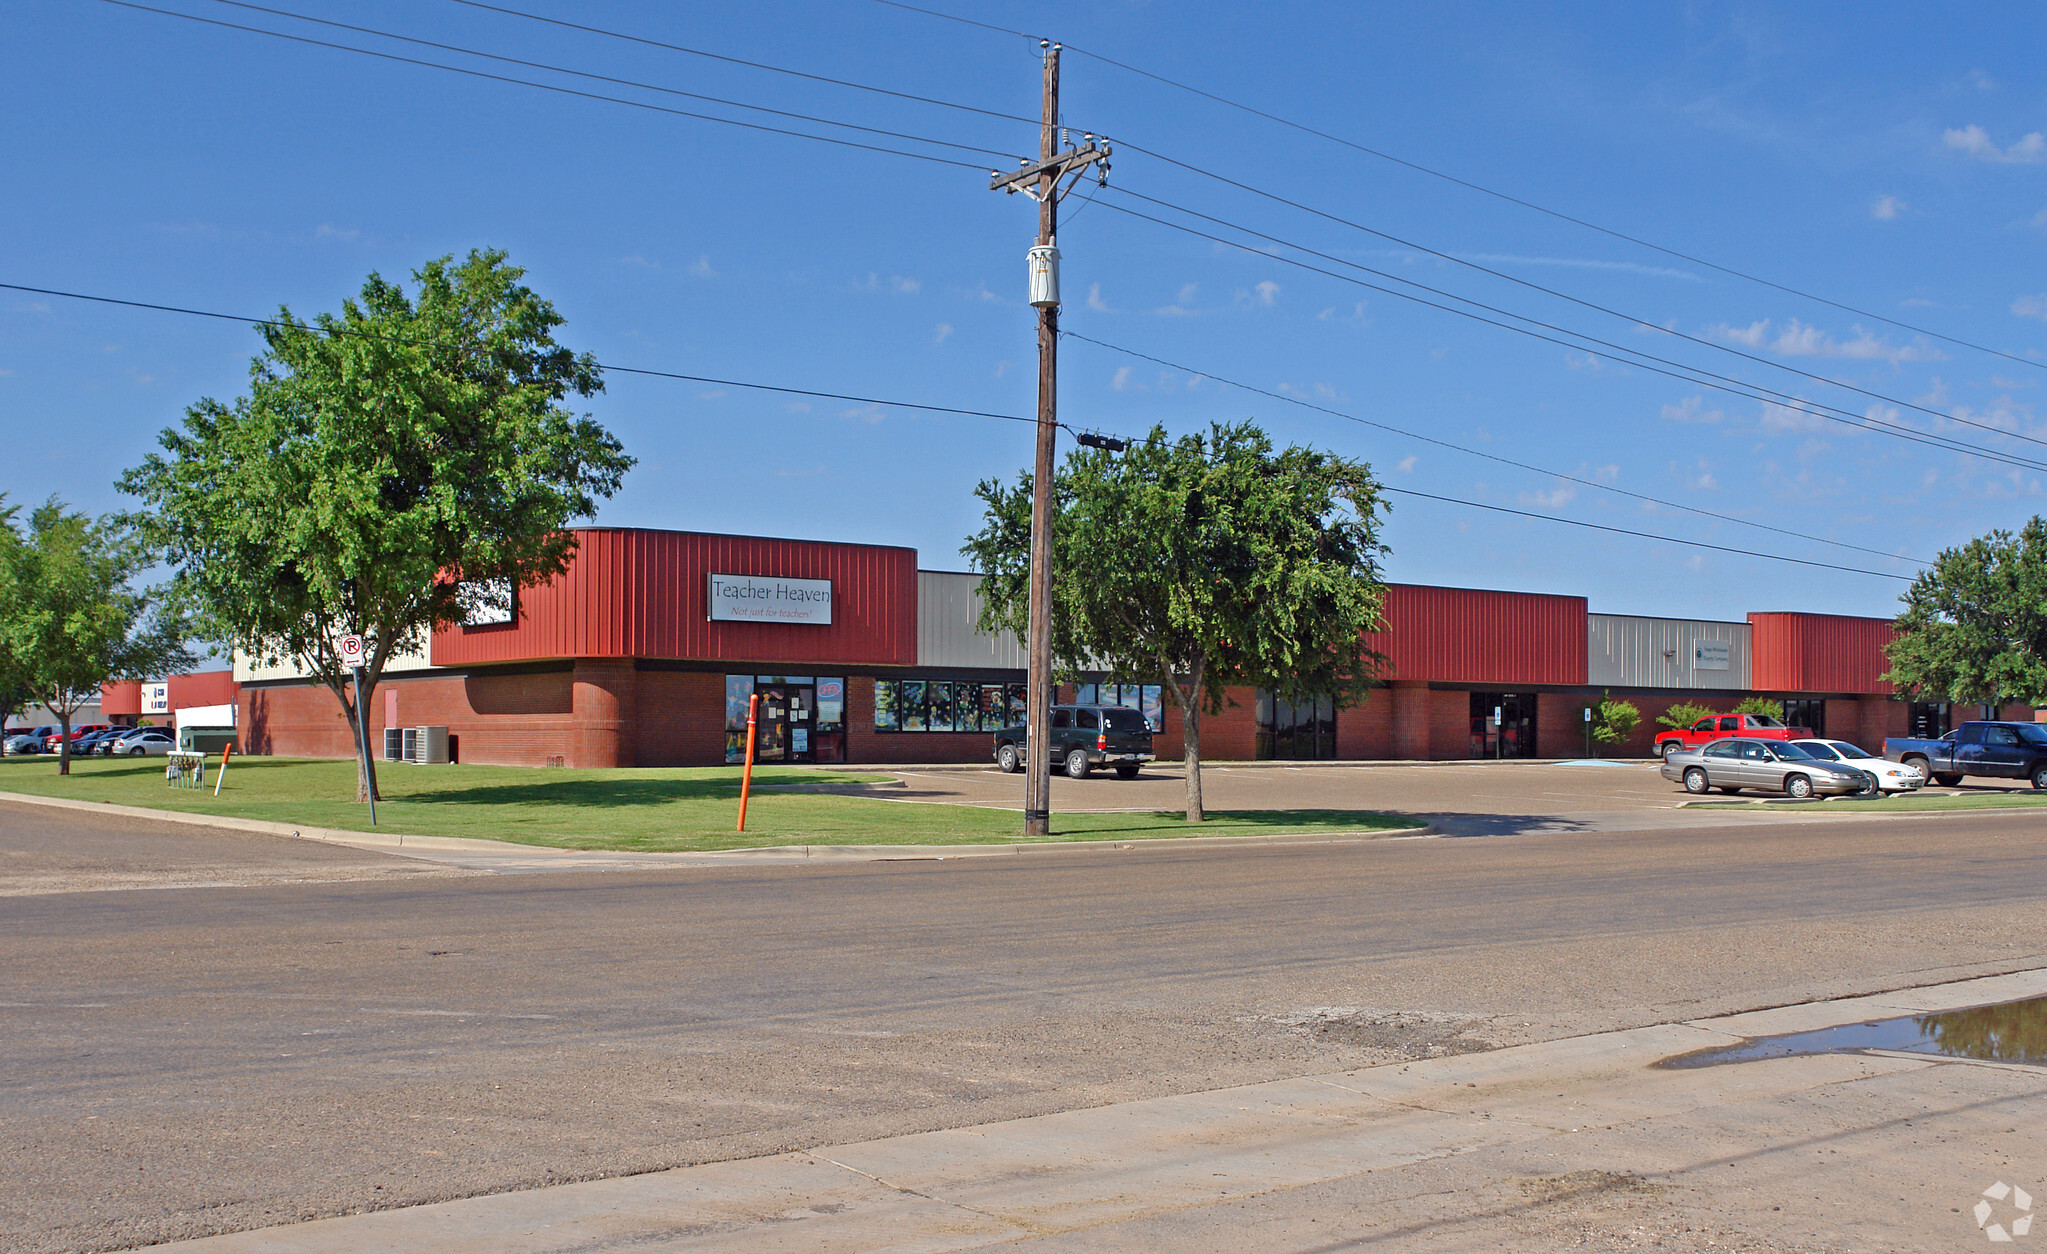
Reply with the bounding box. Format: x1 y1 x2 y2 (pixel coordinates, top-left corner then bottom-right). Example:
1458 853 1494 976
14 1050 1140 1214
990 42 1110 837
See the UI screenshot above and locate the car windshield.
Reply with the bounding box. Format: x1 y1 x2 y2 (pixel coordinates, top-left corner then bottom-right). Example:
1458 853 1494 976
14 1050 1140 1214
1100 708 1149 732
1772 742 1817 760
1825 741 1870 759
1745 715 1786 728
1796 742 1839 760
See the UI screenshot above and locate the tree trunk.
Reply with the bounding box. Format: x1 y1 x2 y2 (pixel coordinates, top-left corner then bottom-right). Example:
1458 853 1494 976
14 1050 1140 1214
56 710 71 777
329 677 383 803
1182 702 1203 822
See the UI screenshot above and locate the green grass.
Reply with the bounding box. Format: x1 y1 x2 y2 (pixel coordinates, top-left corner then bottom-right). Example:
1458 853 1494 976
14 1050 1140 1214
0 755 1423 852
1827 789 2047 812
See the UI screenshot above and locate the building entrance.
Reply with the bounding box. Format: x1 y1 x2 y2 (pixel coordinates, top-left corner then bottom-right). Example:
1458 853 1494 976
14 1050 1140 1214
1469 691 1538 758
752 680 816 763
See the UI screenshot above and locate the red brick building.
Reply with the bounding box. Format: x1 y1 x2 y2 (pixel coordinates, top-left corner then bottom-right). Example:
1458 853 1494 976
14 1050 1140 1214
212 526 2027 768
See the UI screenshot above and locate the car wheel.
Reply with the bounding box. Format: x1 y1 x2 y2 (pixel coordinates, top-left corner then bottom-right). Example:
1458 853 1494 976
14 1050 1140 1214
1683 767 1709 794
1115 762 1139 780
1659 741 1682 761
996 743 1020 774
2032 764 2047 792
130 746 146 756
1064 749 1092 779
1934 773 1963 787
1785 774 1813 799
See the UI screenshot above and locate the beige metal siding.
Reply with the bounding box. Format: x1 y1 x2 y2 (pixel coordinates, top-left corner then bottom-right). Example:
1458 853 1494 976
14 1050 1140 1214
917 571 1027 670
1587 614 1751 690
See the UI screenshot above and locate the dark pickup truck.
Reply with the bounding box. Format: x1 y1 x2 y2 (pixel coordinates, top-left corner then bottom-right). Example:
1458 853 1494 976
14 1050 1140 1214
992 703 1155 779
1885 721 2047 790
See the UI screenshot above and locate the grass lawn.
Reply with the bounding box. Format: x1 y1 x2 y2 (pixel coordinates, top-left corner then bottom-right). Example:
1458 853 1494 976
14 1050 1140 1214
1831 790 2047 812
0 755 1423 852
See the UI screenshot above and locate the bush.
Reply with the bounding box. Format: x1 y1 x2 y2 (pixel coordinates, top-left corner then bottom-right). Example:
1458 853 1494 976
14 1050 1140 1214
1591 695 1641 746
1733 696 1783 718
1656 700 1719 731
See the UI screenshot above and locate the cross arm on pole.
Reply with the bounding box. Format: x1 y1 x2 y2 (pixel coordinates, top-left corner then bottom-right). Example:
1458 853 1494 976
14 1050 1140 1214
989 143 1111 198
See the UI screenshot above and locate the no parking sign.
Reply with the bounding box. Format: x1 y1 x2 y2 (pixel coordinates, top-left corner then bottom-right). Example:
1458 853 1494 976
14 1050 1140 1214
336 634 365 670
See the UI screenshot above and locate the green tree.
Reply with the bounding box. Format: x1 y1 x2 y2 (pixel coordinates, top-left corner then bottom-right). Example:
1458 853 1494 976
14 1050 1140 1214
0 498 194 774
963 421 1389 822
119 250 633 800
1656 700 1719 732
1885 518 2047 704
1733 696 1783 718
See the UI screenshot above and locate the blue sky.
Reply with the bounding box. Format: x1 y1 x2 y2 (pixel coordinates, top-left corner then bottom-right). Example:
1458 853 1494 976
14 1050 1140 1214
6 0 2046 623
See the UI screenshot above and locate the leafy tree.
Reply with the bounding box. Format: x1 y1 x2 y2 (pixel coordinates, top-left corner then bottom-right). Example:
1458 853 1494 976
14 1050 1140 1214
1885 518 2047 704
1588 693 1641 748
963 420 1388 822
0 497 193 774
1733 696 1783 718
120 250 633 800
1656 700 1719 732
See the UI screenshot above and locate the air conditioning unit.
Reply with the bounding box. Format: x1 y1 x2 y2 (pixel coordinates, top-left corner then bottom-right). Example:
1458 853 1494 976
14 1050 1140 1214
407 725 450 765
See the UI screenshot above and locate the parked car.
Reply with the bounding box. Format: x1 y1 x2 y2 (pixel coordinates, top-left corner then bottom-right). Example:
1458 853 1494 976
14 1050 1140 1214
992 703 1155 779
42 723 111 753
1655 712 1812 760
74 728 128 756
1661 737 1873 798
106 727 176 757
3 732 42 755
1885 721 2047 790
1788 739 1923 793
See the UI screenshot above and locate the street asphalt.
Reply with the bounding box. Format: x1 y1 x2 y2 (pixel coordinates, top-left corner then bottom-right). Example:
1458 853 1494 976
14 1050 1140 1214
2 790 2044 1252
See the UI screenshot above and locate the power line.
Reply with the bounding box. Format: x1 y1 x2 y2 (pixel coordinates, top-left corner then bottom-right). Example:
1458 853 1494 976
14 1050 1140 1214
931 16 2041 373
4 281 1919 584
867 0 1041 42
196 0 1025 163
1061 329 1933 568
1379 487 1913 582
1091 195 2047 475
441 0 1038 127
1113 142 2040 449
0 282 1036 427
96 0 997 172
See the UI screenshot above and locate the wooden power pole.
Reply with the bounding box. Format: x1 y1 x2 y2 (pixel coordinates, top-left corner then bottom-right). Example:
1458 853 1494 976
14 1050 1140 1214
989 42 1109 837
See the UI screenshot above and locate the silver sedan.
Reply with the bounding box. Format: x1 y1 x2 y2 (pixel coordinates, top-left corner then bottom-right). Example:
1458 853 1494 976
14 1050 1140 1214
1661 737 1874 798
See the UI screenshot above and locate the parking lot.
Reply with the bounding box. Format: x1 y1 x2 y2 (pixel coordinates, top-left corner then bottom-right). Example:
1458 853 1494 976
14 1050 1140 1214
816 757 2044 837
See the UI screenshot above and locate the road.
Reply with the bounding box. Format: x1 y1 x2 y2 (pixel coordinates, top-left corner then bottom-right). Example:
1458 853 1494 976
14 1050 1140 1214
3 798 2045 1252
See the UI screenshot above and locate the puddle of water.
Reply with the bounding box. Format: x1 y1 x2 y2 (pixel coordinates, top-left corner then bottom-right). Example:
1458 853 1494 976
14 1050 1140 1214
1661 994 2047 1069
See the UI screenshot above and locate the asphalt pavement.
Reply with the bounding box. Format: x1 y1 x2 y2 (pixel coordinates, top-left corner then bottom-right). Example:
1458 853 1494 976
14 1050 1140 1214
2 793 2045 1252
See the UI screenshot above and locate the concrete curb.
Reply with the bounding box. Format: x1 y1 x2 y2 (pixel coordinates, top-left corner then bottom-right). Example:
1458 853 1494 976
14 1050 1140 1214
0 789 1434 868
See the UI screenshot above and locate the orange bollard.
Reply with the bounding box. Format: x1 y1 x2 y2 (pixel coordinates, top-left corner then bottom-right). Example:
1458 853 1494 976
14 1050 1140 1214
736 693 760 832
213 742 234 797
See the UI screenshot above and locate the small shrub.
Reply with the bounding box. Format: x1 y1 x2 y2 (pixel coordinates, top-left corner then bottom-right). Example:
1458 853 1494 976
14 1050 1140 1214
1656 700 1719 731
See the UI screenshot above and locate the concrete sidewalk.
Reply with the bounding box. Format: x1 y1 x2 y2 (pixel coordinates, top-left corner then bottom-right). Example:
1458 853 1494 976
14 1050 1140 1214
154 969 2047 1253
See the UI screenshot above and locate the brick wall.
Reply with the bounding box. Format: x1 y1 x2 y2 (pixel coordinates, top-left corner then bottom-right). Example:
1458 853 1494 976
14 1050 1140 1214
241 669 581 767
1337 691 1394 759
635 670 726 766
1428 689 1470 760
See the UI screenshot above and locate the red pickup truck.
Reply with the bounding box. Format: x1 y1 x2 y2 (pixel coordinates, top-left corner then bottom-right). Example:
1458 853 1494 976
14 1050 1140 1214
1655 712 1812 760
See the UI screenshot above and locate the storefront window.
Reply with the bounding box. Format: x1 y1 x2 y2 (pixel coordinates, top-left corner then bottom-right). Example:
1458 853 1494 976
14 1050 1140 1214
1469 692 1538 759
724 675 753 764
1780 699 1825 738
898 680 927 731
1256 690 1335 759
874 677 1037 732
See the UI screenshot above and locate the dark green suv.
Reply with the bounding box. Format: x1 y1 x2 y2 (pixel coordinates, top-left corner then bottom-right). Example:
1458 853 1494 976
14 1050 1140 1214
992 704 1155 779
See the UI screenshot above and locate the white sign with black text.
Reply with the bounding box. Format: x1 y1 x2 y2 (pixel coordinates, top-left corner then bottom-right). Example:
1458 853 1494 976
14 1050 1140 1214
143 682 169 714
1694 640 1732 671
707 574 833 625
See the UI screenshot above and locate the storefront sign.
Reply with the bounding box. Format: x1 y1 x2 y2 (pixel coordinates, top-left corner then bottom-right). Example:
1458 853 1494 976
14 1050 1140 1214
1694 640 1731 671
708 574 834 625
143 683 169 714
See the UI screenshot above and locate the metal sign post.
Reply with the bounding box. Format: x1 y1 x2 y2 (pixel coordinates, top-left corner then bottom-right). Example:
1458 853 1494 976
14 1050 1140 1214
339 634 375 826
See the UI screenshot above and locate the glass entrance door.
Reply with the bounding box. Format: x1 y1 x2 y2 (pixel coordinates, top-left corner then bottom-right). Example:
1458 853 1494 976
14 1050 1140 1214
1469 692 1538 758
753 680 817 763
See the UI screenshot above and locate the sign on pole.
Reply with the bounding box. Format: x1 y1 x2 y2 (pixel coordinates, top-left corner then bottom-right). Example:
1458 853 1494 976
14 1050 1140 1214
337 634 366 670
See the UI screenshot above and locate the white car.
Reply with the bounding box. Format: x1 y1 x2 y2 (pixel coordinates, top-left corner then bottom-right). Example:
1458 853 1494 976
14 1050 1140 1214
106 728 177 757
3 733 40 755
1790 739 1924 792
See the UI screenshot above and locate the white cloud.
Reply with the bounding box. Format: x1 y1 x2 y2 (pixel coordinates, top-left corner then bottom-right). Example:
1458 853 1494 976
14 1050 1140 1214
1710 318 1941 364
1944 124 2047 163
1395 455 1417 473
689 255 716 279
993 360 1011 378
1661 396 1724 425
315 224 361 242
933 323 952 344
1087 283 1110 312
783 401 812 414
697 389 726 401
890 276 920 295
1870 195 1904 220
1519 484 1577 510
1154 283 1202 317
840 404 884 423
973 282 1002 303
1110 366 1137 392
1965 69 1998 92
1453 252 1700 281
1253 280 1280 306
1759 400 1826 433
2013 294 2047 321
